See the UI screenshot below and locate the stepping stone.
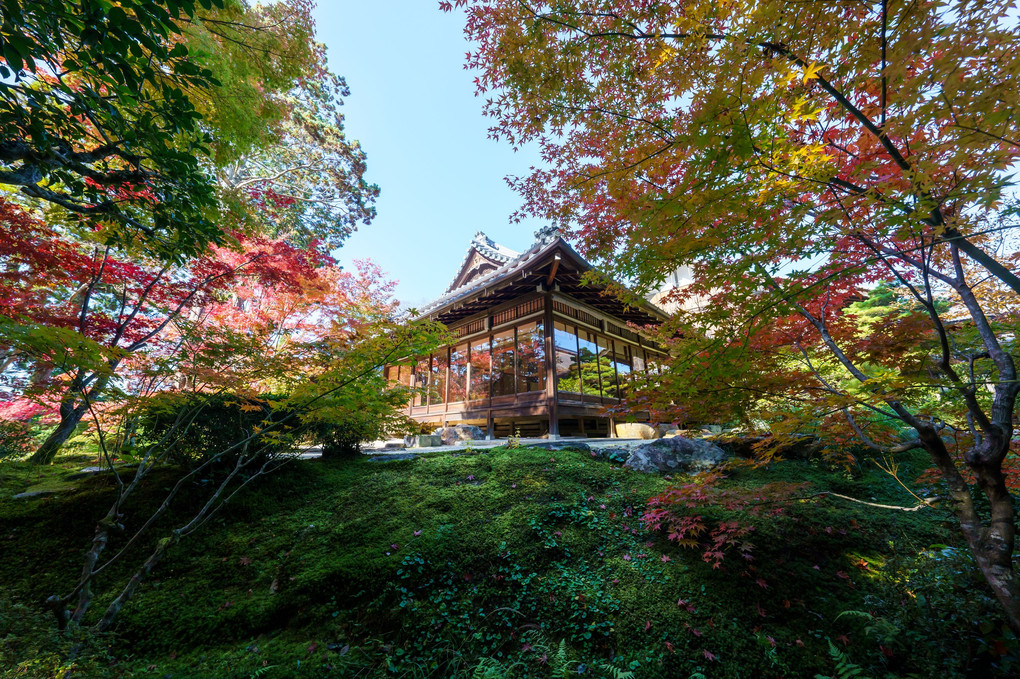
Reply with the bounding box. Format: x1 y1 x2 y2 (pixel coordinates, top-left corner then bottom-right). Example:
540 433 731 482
367 453 418 462
68 466 109 480
13 489 58 499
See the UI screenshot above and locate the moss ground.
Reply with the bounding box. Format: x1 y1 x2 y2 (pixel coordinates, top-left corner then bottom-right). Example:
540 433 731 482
0 446 1014 678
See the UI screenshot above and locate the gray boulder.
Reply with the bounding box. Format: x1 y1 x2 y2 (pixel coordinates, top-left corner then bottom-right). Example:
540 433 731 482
403 434 443 448
623 436 730 474
592 446 632 464
436 425 485 445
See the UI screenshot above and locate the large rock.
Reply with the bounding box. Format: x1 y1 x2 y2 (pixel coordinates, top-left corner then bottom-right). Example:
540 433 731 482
592 446 632 464
403 434 443 448
435 425 485 445
614 422 660 440
623 436 730 474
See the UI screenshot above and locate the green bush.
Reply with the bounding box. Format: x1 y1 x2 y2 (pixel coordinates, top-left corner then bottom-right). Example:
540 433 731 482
311 416 373 457
0 419 33 460
136 392 299 468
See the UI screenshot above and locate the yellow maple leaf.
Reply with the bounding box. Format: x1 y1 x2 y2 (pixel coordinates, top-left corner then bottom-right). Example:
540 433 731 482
801 61 824 84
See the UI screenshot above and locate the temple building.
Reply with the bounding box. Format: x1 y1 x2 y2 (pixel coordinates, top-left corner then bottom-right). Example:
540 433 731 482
386 227 669 438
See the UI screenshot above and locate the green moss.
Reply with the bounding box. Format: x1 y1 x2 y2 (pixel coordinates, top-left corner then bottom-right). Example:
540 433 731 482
0 447 1014 678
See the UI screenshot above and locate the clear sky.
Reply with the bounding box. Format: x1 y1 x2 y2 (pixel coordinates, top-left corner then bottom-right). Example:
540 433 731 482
312 2 545 309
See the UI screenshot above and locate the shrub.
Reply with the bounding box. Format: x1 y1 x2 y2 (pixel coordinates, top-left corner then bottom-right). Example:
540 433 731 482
312 416 374 458
136 393 299 468
0 419 33 459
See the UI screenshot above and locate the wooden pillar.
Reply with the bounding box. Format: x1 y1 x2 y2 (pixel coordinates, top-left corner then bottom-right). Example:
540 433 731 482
486 410 494 440
544 291 559 439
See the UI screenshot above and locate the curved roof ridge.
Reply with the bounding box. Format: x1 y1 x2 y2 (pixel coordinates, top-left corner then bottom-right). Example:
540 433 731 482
471 230 519 263
443 231 521 293
423 236 567 317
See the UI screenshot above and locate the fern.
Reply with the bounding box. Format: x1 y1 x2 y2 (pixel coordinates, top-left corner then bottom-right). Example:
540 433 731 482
595 661 636 679
248 665 277 679
813 640 872 679
835 609 900 643
553 639 570 676
471 657 508 679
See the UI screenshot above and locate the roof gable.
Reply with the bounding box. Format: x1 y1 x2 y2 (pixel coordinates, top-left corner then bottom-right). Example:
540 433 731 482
445 231 520 293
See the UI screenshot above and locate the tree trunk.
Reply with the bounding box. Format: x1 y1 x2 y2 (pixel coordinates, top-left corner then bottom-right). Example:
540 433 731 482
970 458 1020 632
922 430 1020 632
29 403 86 464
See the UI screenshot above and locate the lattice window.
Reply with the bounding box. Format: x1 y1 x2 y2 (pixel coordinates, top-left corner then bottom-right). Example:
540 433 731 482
606 322 641 343
453 317 487 338
492 298 543 327
552 300 601 329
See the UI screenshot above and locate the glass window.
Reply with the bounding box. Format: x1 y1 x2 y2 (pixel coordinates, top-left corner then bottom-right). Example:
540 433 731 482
430 350 448 405
596 335 617 398
516 321 546 393
554 321 582 395
491 330 515 397
613 341 632 398
633 348 646 374
448 343 468 402
646 352 664 375
469 337 491 400
398 363 413 388
413 356 430 406
577 330 602 397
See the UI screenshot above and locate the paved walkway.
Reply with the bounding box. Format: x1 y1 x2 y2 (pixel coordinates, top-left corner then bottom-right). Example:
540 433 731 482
359 437 649 458
298 437 655 460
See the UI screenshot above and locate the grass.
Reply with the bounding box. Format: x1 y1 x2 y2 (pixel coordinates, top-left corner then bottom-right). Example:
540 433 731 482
0 444 1015 678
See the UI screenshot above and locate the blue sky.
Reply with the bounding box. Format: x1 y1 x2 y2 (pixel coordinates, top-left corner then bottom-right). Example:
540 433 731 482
313 2 545 309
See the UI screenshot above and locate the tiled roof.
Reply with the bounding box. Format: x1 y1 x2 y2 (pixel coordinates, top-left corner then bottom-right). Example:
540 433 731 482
420 232 564 319
470 231 519 263
442 231 521 294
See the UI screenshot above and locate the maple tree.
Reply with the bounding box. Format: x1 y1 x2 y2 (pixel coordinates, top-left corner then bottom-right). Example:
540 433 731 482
44 311 444 635
450 0 1020 629
185 0 379 249
0 196 445 631
0 0 377 260
0 0 225 260
0 196 369 464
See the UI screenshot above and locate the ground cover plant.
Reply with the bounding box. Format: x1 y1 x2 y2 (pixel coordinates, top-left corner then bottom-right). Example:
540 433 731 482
449 0 1020 629
1 444 1015 678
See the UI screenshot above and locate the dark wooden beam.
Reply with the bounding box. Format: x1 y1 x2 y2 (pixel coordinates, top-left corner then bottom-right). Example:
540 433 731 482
545 253 561 287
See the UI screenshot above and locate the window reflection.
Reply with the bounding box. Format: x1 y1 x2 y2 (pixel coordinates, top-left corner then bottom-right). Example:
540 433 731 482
596 335 618 398
491 330 515 397
517 321 545 393
612 340 631 398
431 350 447 404
414 356 430 406
633 348 646 374
398 363 413 389
449 343 468 402
469 337 491 400
576 330 603 397
554 321 582 395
